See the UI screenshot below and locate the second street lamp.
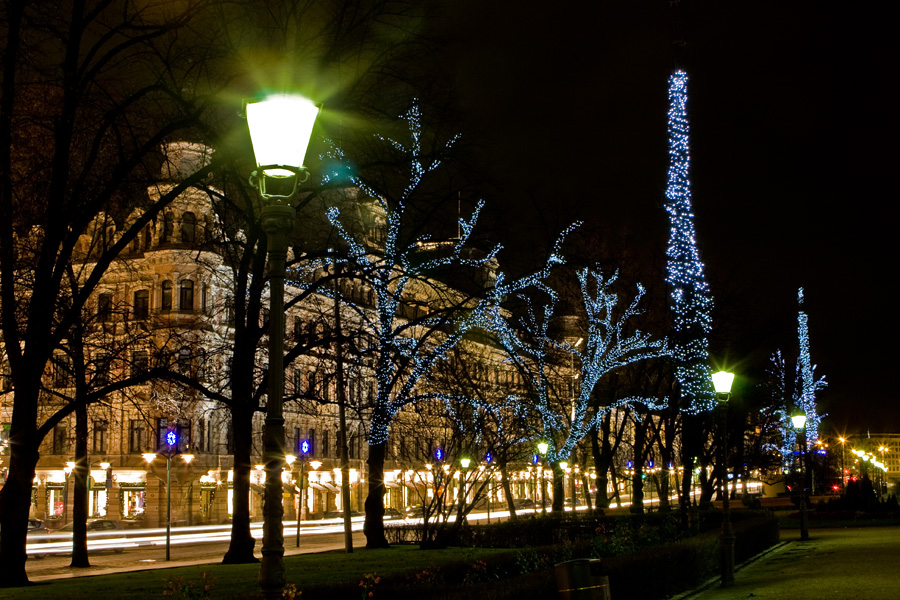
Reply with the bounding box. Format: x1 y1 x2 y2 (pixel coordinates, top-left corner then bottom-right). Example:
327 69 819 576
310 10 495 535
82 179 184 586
143 432 193 562
246 93 320 600
792 410 809 541
711 370 735 587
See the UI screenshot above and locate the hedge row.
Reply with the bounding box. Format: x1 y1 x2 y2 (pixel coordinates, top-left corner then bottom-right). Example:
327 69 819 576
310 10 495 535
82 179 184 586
309 514 779 600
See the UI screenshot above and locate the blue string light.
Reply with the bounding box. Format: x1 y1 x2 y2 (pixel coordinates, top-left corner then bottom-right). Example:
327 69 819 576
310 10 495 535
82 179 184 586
664 70 715 413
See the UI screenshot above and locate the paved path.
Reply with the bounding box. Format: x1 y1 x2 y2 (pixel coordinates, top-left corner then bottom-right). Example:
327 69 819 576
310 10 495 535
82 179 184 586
681 526 900 600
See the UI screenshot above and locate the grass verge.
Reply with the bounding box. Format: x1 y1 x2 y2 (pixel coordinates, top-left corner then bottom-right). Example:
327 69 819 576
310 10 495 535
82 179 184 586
0 546 512 600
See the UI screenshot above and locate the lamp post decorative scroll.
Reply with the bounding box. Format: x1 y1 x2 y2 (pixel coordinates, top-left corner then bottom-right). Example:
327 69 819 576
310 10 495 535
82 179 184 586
711 370 735 587
245 94 320 599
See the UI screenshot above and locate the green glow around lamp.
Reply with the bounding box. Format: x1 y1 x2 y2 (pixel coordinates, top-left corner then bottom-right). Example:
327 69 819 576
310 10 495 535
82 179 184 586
460 458 471 469
245 94 320 198
537 441 549 456
791 411 807 430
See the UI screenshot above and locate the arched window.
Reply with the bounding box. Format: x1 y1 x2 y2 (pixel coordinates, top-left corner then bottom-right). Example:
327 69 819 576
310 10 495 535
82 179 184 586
161 281 173 311
161 212 175 243
179 279 194 312
97 293 113 322
133 289 149 320
181 212 196 244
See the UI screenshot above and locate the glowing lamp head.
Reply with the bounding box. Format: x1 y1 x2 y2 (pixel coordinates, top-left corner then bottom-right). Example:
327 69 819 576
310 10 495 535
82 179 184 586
246 95 319 178
711 371 735 395
559 461 568 471
142 453 157 464
791 411 807 430
285 454 296 466
537 442 549 456
460 458 471 469
182 454 194 464
100 461 111 470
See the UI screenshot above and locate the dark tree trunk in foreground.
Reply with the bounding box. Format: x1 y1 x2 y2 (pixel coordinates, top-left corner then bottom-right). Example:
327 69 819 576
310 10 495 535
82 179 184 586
222 404 258 564
70 404 90 567
363 442 389 549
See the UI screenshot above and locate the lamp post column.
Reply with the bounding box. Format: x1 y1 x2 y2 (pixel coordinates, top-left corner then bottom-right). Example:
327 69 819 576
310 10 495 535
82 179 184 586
711 371 736 587
798 428 809 541
259 203 294 599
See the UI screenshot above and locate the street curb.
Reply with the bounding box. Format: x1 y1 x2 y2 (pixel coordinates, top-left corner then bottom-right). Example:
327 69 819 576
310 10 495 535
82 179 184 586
668 540 793 599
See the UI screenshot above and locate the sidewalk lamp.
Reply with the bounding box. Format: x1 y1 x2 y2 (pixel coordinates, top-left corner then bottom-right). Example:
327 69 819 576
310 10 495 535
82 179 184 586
143 431 194 562
791 409 809 541
246 93 320 600
537 442 549 514
460 458 471 512
711 370 735 587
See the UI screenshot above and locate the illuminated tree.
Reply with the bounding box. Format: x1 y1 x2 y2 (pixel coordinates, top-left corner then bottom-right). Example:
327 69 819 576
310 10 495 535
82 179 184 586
500 266 668 511
323 102 551 547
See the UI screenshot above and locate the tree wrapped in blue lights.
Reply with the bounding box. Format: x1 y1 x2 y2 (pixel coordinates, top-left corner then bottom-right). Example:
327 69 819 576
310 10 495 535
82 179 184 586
321 101 555 547
664 70 715 415
497 266 668 511
773 289 826 469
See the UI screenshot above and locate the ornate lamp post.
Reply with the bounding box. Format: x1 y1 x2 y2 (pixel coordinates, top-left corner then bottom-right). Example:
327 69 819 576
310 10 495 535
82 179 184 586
712 370 735 587
791 409 809 541
245 94 319 599
143 431 194 562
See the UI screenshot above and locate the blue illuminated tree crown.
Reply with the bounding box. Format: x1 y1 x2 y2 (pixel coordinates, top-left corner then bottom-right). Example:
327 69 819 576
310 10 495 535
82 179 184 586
664 70 715 413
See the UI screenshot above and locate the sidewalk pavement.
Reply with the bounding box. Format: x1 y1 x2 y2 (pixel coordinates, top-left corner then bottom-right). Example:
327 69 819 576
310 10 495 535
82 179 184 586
677 526 900 600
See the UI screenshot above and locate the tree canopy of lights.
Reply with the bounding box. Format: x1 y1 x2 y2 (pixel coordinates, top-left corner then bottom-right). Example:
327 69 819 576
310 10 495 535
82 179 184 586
664 70 715 414
794 288 826 444
320 101 554 448
771 289 826 468
496 266 668 466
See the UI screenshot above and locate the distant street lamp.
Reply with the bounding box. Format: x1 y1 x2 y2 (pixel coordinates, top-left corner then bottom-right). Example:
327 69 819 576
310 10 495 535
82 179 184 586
245 94 319 600
838 437 847 491
712 370 735 587
143 431 194 562
537 442 549 514
791 410 809 541
460 458 471 516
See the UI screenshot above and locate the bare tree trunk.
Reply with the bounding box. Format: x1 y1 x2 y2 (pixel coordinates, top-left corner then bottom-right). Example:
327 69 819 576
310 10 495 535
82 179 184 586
500 462 517 520
222 404 258 564
333 265 353 553
0 423 39 586
70 403 90 567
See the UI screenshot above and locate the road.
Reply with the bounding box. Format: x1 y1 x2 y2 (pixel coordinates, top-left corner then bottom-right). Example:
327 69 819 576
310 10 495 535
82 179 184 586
26 519 369 581
24 498 653 582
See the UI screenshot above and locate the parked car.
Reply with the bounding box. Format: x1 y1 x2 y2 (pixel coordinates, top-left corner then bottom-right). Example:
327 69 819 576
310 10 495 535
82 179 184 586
28 519 126 557
27 518 43 531
323 510 362 519
382 507 402 519
55 518 125 533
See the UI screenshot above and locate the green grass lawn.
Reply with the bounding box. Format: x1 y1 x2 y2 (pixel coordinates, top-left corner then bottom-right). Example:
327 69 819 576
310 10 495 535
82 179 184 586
0 546 515 600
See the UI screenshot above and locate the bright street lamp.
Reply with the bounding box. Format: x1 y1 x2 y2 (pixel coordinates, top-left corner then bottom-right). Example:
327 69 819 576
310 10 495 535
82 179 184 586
143 432 193 562
537 442 549 514
792 408 809 541
246 93 319 600
711 370 735 587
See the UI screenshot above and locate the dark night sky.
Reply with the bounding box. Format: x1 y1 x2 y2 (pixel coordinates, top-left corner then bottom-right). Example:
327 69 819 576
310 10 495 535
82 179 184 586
434 1 900 433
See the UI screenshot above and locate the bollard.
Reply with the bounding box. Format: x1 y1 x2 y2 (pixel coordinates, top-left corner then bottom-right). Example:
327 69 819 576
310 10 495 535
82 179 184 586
555 558 611 599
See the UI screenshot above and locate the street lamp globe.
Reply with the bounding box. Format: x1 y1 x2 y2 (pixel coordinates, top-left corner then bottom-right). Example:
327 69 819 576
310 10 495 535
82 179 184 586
711 371 734 396
791 411 807 430
246 95 320 179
